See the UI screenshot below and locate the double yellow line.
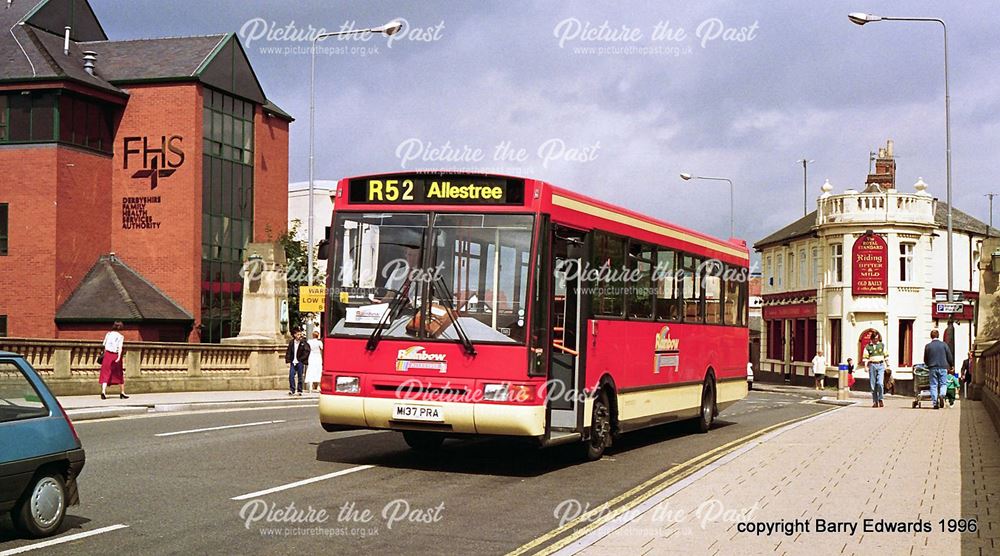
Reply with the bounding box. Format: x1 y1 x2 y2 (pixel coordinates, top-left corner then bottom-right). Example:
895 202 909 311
508 407 838 556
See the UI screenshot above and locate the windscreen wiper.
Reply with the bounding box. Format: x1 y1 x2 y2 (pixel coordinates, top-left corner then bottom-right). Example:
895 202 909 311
365 279 412 352
433 275 477 356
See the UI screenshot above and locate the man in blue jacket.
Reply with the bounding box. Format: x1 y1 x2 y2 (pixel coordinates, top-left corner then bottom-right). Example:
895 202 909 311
923 329 954 410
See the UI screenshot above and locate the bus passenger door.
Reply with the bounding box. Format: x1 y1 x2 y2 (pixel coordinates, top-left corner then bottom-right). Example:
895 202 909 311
549 229 586 432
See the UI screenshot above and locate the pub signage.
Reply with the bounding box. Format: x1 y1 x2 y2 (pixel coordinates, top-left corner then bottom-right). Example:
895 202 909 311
852 232 888 295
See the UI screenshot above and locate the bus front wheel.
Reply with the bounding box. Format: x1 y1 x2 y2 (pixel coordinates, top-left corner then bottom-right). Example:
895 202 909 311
582 390 612 461
402 431 445 451
696 378 716 433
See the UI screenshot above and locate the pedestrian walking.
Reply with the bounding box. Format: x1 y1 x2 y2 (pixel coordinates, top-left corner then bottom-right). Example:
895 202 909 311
305 331 324 393
864 332 887 408
285 330 310 396
945 369 961 408
99 321 128 399
961 352 973 399
845 357 856 389
812 350 826 390
923 329 954 410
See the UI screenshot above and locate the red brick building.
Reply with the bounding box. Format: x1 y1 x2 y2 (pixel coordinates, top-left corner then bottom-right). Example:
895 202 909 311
0 0 292 342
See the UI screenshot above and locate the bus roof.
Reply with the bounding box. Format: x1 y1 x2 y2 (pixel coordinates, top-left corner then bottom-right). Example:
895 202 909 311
336 171 748 262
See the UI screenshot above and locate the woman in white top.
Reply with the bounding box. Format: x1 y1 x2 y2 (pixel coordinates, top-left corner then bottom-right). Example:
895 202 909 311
812 350 826 390
305 331 324 393
99 321 128 399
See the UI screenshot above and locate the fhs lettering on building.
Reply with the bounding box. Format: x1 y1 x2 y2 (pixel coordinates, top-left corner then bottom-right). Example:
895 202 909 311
123 136 185 190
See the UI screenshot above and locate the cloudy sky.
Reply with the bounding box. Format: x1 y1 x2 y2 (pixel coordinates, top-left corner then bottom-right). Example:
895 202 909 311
94 0 998 252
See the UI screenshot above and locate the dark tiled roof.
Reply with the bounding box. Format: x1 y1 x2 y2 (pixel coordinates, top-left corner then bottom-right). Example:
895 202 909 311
934 203 1000 237
56 254 193 323
754 211 817 249
79 34 227 82
25 26 124 94
754 201 999 250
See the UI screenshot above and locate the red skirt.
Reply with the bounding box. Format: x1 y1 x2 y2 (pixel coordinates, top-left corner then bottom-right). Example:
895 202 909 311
99 350 124 385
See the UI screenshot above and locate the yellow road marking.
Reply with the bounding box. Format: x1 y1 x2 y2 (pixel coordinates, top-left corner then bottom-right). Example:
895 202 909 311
507 407 837 556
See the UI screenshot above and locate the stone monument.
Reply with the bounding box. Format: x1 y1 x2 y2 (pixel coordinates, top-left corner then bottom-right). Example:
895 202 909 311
223 242 289 344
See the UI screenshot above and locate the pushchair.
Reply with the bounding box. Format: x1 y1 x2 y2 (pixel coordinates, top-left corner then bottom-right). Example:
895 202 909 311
911 364 931 408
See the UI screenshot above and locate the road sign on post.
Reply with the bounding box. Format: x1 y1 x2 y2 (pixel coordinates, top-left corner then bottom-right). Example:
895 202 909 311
299 286 327 313
935 302 963 314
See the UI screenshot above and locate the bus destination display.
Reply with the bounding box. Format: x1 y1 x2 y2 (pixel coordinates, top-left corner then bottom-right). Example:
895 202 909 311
348 176 525 205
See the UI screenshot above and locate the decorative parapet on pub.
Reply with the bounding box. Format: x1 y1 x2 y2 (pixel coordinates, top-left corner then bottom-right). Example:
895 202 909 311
0 338 288 396
816 187 936 228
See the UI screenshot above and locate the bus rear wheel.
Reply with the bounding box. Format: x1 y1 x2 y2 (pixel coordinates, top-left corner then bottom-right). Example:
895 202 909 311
402 431 445 451
696 378 716 433
581 390 612 461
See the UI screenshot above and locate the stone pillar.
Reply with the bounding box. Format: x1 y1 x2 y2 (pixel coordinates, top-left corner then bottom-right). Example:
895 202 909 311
972 237 1000 400
223 243 290 345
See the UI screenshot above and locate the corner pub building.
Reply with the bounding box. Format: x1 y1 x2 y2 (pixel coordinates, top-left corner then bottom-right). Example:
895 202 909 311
0 0 291 342
755 141 993 392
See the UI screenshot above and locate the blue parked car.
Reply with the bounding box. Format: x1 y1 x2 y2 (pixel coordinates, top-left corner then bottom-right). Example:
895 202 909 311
0 351 85 537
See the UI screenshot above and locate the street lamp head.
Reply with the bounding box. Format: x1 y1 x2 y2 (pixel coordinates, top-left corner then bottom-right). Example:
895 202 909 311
679 173 693 181
378 19 405 36
848 12 882 25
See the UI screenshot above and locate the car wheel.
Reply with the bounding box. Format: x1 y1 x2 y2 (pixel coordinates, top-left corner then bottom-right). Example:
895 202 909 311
582 390 612 461
13 471 67 538
402 431 445 451
696 378 716 434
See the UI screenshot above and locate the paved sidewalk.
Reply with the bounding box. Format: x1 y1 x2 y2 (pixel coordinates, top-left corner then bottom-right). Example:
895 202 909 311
573 397 999 555
58 390 319 420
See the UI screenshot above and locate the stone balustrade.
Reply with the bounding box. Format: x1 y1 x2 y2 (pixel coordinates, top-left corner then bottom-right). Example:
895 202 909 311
817 191 935 227
0 338 287 396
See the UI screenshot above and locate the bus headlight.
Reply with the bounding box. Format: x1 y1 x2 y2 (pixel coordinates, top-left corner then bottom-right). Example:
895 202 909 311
483 383 536 403
336 376 360 394
483 383 509 401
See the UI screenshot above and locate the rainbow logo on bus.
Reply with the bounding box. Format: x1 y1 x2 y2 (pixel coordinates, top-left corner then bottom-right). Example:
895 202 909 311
396 346 448 373
654 326 680 374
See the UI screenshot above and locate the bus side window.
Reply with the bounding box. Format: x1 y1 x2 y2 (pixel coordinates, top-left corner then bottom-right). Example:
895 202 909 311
655 249 680 322
627 242 654 319
682 255 703 323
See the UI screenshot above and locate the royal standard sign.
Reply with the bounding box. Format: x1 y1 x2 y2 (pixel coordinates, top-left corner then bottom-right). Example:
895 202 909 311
852 232 888 295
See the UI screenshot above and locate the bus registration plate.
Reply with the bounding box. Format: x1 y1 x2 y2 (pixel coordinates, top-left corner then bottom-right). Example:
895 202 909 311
392 404 444 422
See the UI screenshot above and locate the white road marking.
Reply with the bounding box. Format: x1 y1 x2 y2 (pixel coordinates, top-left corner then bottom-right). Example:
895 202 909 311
0 524 129 555
231 465 375 501
155 420 286 437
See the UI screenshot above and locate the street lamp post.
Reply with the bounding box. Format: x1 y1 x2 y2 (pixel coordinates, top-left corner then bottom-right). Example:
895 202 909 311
797 159 814 216
680 173 735 238
986 193 997 236
307 19 403 334
848 12 954 311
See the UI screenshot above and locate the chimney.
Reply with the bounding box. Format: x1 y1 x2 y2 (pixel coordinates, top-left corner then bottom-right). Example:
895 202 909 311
82 51 96 75
63 26 70 56
866 139 896 190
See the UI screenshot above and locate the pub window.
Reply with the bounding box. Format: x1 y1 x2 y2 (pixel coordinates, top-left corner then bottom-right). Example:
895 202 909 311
591 232 625 317
682 255 703 323
775 254 784 289
899 242 915 282
898 319 914 367
829 318 842 366
626 242 654 320
0 203 7 256
792 318 807 361
798 248 807 289
811 247 819 286
655 249 680 322
0 315 6 337
765 255 772 288
831 243 843 282
767 319 784 360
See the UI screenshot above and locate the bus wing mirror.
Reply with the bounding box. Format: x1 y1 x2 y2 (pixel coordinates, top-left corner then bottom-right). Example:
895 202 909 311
317 239 330 260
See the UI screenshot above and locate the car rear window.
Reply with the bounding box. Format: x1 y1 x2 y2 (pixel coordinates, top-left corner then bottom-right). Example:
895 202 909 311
0 361 49 423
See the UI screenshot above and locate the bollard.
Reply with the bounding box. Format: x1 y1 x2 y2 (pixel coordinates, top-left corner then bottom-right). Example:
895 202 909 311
838 363 849 401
